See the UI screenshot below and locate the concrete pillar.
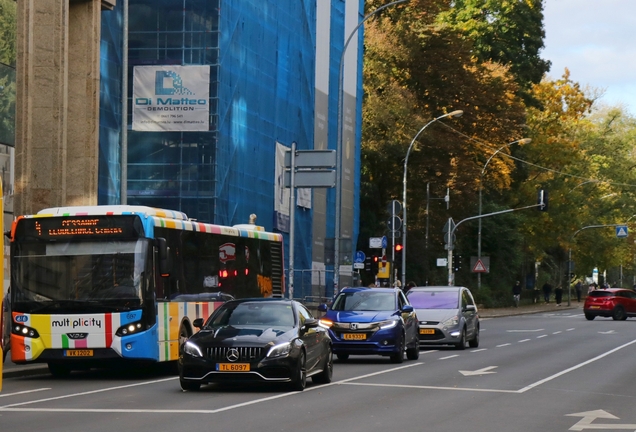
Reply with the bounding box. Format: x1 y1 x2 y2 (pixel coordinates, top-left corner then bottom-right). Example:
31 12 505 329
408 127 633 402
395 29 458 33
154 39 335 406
15 0 114 216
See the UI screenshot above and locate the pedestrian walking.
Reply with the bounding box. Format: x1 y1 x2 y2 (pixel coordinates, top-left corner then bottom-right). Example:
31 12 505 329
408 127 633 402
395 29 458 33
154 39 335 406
405 281 417 293
554 285 563 306
542 281 552 304
512 280 522 307
575 281 582 302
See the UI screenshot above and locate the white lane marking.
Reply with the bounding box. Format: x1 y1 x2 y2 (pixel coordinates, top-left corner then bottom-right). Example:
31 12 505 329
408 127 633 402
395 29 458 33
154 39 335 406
553 331 562 334
566 409 631 431
459 366 497 376
439 355 459 360
0 362 424 413
6 339 635 409
566 328 575 331
496 343 511 347
343 382 517 394
507 329 545 332
0 377 177 408
0 388 50 398
470 349 487 353
517 339 636 393
537 335 548 339
518 339 531 343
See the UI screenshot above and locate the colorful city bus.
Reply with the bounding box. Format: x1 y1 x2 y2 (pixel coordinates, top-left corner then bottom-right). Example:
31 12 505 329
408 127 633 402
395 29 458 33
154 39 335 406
9 206 284 376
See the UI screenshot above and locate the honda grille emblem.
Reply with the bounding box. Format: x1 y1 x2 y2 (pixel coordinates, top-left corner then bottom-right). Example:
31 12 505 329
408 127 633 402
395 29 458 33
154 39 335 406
350 323 358 330
227 348 240 362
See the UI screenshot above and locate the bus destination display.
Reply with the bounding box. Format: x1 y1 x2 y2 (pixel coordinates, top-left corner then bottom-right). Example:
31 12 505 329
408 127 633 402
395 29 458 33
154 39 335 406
17 216 143 240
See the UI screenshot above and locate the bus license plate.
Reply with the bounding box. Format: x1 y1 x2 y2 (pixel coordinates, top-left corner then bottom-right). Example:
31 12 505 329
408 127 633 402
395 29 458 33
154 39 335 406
343 333 366 340
420 329 435 335
65 349 93 357
217 363 250 372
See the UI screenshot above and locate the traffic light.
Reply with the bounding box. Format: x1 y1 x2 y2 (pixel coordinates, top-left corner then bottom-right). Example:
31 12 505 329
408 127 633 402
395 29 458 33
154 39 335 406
395 244 403 253
364 256 372 272
453 255 462 272
538 189 548 211
371 255 379 274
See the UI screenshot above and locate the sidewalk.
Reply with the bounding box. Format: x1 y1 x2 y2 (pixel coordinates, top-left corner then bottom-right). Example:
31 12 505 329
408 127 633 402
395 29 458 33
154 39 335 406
2 359 49 378
479 300 582 318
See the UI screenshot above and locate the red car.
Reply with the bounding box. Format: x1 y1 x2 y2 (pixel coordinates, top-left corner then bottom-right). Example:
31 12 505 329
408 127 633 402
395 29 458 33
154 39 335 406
584 288 636 320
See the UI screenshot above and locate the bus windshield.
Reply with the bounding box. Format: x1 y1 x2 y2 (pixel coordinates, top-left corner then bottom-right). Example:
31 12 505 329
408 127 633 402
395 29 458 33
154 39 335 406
11 239 150 313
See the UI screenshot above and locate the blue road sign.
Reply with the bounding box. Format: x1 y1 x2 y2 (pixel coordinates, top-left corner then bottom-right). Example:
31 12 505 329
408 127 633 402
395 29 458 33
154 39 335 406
355 251 366 263
381 236 388 248
616 225 628 238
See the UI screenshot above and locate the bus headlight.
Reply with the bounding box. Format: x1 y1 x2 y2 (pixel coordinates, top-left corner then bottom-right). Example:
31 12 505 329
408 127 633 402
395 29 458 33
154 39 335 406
12 323 39 338
115 321 144 337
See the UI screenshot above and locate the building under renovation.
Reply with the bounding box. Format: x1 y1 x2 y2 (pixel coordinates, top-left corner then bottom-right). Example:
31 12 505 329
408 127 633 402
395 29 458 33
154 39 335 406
97 0 363 297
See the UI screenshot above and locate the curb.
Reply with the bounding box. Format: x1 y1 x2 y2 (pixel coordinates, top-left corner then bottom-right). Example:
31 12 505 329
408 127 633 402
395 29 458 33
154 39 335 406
480 305 579 318
3 363 49 379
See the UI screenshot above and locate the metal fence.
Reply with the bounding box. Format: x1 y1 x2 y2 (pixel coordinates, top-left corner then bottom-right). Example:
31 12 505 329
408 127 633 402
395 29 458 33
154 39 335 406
286 269 335 303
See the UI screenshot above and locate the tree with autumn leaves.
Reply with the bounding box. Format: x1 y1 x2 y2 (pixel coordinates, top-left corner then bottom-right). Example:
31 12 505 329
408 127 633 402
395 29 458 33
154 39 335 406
360 0 636 303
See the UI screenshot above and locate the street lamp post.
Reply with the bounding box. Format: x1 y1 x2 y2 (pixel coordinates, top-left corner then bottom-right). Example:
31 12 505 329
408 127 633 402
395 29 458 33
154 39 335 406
334 0 409 292
401 110 463 287
477 138 531 289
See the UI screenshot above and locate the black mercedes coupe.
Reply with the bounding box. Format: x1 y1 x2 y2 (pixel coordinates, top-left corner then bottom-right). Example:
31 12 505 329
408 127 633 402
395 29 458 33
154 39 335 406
179 298 333 391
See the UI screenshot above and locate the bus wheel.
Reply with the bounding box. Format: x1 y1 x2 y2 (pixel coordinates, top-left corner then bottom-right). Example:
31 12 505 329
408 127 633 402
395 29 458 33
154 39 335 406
48 363 72 377
178 324 190 352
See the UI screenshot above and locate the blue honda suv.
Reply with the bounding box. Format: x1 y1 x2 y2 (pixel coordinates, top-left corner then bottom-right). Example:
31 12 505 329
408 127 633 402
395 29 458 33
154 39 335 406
318 287 419 363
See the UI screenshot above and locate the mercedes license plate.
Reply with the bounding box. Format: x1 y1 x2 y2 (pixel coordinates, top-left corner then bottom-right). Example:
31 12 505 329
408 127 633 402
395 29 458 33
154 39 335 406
216 363 250 372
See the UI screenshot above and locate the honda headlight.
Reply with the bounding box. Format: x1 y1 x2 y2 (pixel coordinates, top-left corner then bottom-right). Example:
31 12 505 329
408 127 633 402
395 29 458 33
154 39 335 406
318 318 333 328
266 342 292 358
183 341 203 358
379 319 399 330
442 316 459 327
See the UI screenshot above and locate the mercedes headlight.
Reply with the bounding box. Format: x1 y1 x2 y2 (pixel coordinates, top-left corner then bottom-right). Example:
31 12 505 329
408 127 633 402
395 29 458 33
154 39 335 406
266 342 292 358
183 341 203 358
442 315 459 327
379 319 399 330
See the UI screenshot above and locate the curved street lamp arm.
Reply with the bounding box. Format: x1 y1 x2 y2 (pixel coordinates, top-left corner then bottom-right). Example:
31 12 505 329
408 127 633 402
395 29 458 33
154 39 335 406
481 138 531 178
571 224 623 242
402 109 463 287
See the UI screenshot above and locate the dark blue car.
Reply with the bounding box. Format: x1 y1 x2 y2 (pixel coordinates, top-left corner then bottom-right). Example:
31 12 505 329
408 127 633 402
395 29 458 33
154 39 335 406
319 287 419 363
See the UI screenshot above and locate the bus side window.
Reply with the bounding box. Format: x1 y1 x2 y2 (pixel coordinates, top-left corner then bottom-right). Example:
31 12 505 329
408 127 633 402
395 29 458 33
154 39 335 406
157 238 172 276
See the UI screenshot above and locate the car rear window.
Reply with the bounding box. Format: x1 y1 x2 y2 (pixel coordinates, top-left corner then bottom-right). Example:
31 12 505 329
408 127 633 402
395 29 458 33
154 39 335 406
589 291 613 298
407 291 458 309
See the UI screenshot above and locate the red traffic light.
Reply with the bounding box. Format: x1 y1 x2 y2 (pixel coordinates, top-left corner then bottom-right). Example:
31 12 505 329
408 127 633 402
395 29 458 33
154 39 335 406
395 244 403 252
373 256 379 262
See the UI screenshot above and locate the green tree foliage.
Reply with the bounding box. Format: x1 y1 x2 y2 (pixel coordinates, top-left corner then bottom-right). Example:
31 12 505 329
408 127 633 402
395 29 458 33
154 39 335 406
0 0 16 66
436 0 551 93
360 0 636 295
361 0 527 285
0 0 15 146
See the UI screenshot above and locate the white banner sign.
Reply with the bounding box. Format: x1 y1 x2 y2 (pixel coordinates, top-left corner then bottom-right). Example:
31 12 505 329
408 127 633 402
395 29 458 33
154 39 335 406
275 142 291 231
132 65 210 131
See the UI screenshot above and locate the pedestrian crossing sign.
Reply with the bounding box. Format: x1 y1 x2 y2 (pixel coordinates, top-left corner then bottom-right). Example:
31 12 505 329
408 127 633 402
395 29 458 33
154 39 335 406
616 225 628 238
